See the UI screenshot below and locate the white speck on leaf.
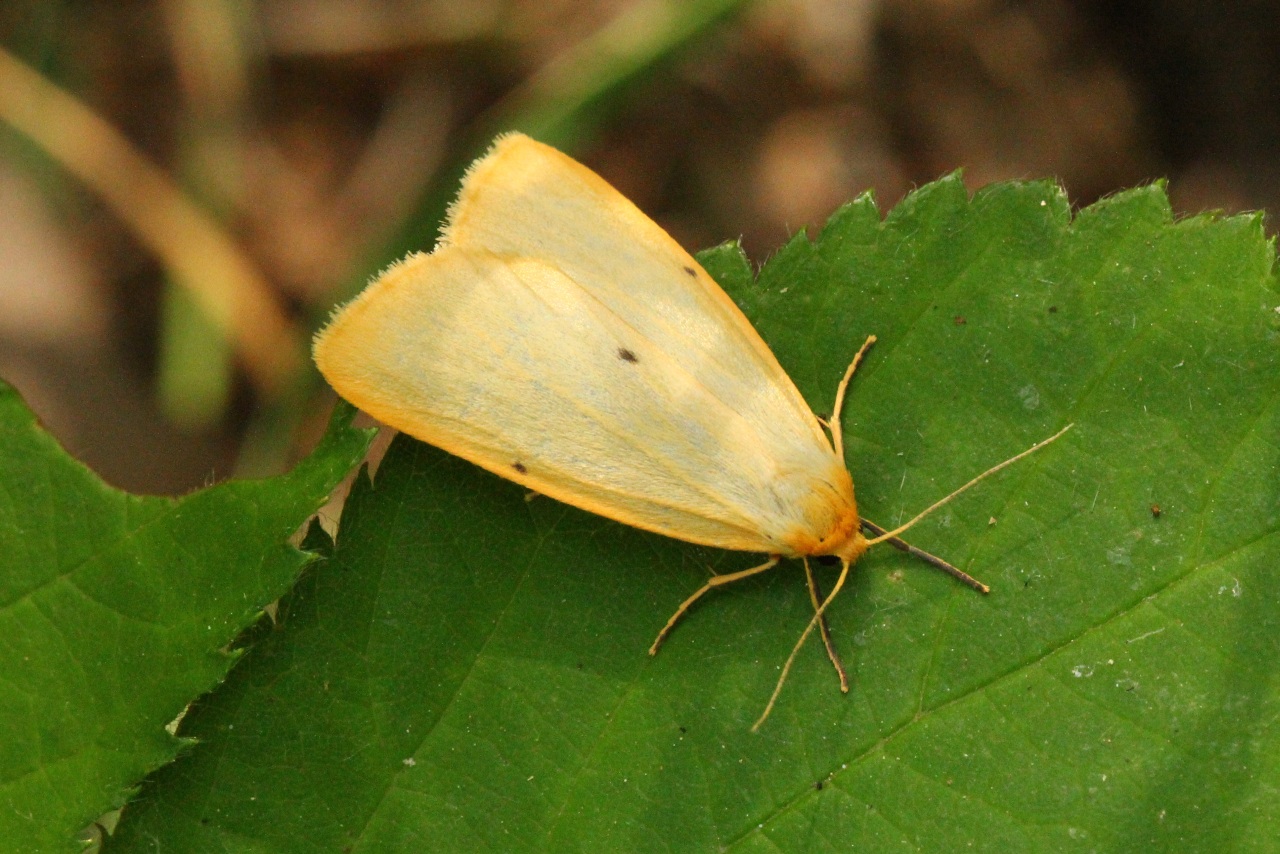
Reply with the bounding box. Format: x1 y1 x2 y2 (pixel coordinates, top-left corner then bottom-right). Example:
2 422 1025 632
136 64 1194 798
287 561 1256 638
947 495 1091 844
1126 627 1165 644
1106 544 1132 565
1218 577 1243 597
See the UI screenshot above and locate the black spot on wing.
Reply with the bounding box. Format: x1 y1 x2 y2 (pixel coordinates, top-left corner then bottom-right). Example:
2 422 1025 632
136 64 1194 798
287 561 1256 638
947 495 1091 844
682 265 697 277
617 347 638 363
512 461 527 473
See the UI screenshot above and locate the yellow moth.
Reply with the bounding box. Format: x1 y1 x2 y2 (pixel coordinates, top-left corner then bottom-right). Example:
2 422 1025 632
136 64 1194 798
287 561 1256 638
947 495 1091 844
313 133 1070 729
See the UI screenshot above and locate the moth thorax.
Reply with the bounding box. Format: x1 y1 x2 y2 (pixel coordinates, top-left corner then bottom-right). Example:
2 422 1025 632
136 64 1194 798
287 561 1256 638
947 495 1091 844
784 468 866 563
801 499 866 563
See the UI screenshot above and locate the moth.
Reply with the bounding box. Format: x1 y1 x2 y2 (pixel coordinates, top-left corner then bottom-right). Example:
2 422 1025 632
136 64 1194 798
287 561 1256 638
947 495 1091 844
314 133 1070 727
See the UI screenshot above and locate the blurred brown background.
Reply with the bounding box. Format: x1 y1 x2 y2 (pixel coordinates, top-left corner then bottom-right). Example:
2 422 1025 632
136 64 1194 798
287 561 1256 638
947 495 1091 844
1 0 1277 495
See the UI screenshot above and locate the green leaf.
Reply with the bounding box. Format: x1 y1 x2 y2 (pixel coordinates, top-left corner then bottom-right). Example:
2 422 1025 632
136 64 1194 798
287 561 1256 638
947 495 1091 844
0 387 372 852
107 178 1280 851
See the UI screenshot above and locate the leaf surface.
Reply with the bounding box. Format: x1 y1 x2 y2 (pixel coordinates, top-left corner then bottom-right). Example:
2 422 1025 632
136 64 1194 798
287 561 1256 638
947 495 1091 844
109 178 1280 852
0 387 371 852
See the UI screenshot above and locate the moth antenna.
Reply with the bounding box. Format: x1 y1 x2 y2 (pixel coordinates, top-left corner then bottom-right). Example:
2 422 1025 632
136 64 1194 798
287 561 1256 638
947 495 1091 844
865 423 1074 547
753 558 853 731
861 519 989 594
753 423 1072 729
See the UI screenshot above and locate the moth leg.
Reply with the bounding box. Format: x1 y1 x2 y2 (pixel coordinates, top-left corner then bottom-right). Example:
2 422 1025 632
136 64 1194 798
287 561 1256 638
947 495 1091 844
649 556 781 655
754 557 854 731
860 518 989 594
829 334 877 459
804 558 849 692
